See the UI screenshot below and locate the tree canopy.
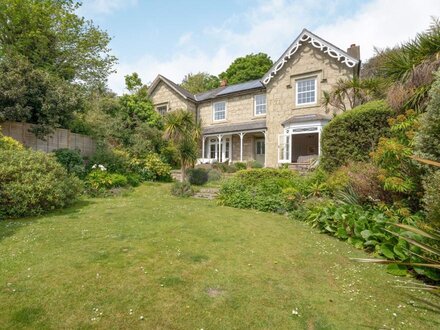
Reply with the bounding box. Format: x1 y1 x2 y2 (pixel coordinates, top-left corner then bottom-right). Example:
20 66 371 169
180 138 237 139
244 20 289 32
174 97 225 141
0 0 116 136
180 72 220 94
219 53 273 85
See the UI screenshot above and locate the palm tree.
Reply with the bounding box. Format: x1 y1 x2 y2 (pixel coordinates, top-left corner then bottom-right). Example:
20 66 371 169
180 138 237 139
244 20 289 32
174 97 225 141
163 110 200 181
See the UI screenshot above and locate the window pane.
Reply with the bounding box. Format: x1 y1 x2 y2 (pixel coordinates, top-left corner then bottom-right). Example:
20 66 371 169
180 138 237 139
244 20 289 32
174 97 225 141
296 78 316 105
255 94 266 115
214 102 226 120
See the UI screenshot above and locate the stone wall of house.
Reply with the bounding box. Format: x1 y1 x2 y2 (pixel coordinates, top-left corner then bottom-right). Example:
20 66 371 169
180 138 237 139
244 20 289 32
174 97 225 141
149 81 196 114
264 43 355 167
198 90 266 127
231 134 256 162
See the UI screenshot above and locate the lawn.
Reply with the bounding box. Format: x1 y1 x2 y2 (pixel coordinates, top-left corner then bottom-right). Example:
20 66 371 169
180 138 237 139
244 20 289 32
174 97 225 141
0 184 439 329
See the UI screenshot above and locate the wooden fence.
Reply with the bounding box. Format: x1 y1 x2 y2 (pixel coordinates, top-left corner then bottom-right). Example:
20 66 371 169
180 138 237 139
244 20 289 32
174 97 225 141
0 121 96 157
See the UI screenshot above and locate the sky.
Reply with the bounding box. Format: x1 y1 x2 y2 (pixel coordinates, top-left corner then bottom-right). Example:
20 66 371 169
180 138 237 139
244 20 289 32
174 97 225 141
78 0 440 94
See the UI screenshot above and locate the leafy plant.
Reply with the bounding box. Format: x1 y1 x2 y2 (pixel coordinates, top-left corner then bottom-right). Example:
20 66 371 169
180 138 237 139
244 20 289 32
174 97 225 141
234 162 247 170
53 148 85 178
320 100 393 171
0 149 83 218
322 76 384 113
218 169 306 213
170 181 194 198
0 130 24 150
84 170 129 196
186 168 209 186
371 110 424 207
207 169 222 182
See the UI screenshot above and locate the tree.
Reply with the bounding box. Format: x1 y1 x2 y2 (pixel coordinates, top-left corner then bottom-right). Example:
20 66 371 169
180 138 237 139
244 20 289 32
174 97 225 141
180 72 220 94
378 19 440 112
0 0 116 136
0 0 116 86
219 53 273 85
163 110 200 181
322 77 384 113
0 54 84 137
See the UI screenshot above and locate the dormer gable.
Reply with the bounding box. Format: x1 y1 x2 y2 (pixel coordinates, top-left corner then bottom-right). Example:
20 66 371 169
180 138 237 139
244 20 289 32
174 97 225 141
262 29 360 85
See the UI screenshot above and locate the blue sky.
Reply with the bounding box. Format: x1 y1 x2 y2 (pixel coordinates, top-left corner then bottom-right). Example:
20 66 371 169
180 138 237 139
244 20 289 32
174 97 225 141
79 0 440 94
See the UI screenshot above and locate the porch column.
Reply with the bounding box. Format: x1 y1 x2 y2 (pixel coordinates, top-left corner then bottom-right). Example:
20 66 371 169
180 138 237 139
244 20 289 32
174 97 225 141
263 130 267 167
202 136 205 160
217 134 223 162
239 132 245 162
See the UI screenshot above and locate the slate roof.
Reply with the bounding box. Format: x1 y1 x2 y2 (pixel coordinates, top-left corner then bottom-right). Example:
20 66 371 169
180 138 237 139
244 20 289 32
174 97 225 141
282 114 332 126
203 120 267 135
195 79 265 102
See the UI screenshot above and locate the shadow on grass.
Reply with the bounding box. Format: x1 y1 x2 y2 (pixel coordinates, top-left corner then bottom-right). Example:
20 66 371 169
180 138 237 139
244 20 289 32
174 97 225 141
404 291 440 315
0 199 94 242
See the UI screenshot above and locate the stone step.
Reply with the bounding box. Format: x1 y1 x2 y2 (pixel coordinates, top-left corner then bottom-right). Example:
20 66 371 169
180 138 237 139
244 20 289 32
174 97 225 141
193 188 219 200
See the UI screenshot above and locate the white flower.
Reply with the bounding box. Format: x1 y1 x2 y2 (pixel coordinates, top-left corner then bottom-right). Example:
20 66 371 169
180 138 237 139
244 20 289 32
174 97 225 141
292 308 299 316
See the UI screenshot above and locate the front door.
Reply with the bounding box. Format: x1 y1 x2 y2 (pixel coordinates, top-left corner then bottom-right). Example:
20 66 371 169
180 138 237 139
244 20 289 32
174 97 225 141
255 138 265 165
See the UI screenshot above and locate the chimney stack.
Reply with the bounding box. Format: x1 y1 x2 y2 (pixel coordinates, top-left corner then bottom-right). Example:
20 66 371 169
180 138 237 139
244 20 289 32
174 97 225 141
347 44 360 60
220 79 228 87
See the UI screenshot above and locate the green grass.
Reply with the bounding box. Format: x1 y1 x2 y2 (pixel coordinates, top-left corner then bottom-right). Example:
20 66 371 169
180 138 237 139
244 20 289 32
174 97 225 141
0 183 439 329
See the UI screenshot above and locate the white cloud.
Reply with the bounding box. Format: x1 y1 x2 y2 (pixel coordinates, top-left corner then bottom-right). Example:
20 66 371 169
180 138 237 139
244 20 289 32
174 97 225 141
80 0 138 15
314 0 440 60
108 0 440 94
177 32 193 47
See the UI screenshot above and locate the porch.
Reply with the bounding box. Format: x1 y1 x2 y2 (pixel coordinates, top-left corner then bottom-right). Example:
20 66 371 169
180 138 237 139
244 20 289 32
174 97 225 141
198 120 267 166
278 114 331 168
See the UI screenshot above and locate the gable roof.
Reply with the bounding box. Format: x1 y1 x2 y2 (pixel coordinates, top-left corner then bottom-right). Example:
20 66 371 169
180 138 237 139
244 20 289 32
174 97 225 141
262 29 360 85
148 74 196 102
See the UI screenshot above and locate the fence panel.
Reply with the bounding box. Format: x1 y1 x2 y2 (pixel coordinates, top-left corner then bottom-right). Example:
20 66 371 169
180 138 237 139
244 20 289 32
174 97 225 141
0 121 96 157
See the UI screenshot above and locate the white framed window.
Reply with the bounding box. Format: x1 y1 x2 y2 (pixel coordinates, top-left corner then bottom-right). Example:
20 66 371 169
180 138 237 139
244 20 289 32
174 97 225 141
296 77 317 106
213 101 226 121
156 104 168 116
254 94 266 116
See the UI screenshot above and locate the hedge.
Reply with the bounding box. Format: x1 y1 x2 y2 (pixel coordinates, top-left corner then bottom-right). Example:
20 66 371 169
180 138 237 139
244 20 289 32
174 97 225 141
320 100 393 172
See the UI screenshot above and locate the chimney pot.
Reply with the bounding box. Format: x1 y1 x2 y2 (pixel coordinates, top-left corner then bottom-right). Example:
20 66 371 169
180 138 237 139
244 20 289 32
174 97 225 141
220 79 227 87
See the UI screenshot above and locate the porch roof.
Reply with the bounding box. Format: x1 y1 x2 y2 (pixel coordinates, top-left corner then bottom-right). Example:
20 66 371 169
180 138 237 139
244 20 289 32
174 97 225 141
282 114 332 126
203 120 266 135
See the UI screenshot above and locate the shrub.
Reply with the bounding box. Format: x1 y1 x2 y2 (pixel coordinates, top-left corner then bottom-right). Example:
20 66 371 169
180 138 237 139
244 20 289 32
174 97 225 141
326 162 386 203
422 171 440 228
371 110 424 208
186 168 209 185
84 170 129 196
218 169 306 213
320 100 393 171
171 181 194 197
0 134 24 150
213 163 237 173
248 160 263 168
415 70 440 162
53 148 85 178
234 162 247 170
88 147 131 174
207 169 222 182
0 149 83 218
140 153 172 181
126 173 142 187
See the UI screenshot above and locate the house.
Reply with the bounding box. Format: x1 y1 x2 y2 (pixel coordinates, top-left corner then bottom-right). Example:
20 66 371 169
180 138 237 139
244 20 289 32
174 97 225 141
148 29 360 168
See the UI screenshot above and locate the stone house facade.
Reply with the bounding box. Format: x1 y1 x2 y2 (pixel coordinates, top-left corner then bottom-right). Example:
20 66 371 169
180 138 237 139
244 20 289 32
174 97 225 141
148 29 360 167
